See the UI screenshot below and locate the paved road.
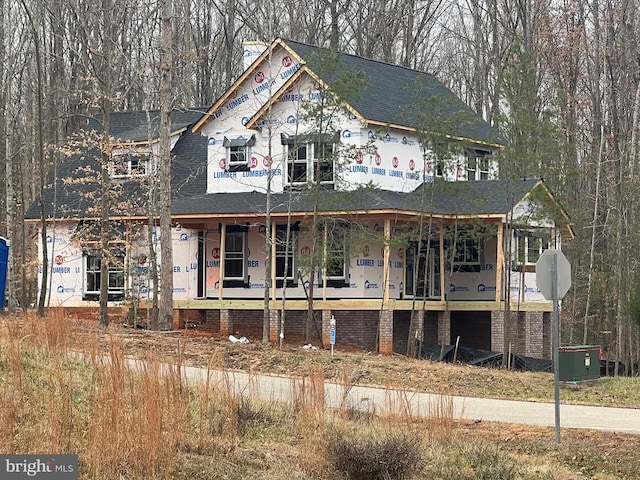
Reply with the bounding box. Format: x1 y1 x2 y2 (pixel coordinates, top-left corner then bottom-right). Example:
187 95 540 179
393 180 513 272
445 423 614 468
164 362 640 436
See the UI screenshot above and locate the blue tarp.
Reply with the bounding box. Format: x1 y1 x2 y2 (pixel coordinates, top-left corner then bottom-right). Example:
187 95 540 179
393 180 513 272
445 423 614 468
0 237 8 308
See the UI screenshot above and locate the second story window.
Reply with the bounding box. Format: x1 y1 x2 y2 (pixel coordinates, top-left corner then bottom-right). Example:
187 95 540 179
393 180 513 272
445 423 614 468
282 133 337 187
223 135 256 172
466 149 491 180
110 151 150 179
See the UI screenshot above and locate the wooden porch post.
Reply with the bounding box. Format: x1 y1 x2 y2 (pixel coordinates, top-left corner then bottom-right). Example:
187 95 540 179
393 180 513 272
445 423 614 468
322 226 327 301
382 218 391 306
271 220 276 303
378 218 393 355
439 227 446 300
201 230 207 298
495 222 504 303
218 223 225 300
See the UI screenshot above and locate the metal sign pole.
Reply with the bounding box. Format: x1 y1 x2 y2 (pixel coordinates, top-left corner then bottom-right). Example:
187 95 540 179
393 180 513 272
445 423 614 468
551 252 561 444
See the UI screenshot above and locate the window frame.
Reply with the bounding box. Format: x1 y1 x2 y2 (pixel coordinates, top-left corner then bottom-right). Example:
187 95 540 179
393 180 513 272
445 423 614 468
466 155 477 181
223 230 247 281
281 133 337 187
516 229 551 266
83 248 125 301
453 236 480 265
287 143 309 184
466 149 491 181
478 155 490 180
448 228 482 267
275 224 298 287
110 151 150 179
222 225 249 287
322 221 349 287
223 135 256 172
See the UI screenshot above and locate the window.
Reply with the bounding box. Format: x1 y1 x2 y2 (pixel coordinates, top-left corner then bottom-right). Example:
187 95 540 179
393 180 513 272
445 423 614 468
223 135 256 172
466 156 476 181
275 225 297 287
223 226 248 287
425 141 447 178
282 133 337 186
224 231 245 279
83 249 125 301
478 156 490 180
449 229 481 267
314 140 335 183
466 149 491 180
324 221 349 286
288 144 308 183
110 152 150 179
516 230 550 265
454 236 480 265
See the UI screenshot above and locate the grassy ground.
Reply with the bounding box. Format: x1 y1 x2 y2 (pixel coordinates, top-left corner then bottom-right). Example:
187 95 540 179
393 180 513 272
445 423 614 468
86 321 640 408
1 312 640 479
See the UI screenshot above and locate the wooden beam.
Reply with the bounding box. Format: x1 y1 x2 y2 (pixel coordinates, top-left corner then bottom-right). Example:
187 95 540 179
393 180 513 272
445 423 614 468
271 221 276 302
439 228 446 301
218 223 225 300
172 298 553 313
382 218 391 306
322 225 327 301
495 222 504 303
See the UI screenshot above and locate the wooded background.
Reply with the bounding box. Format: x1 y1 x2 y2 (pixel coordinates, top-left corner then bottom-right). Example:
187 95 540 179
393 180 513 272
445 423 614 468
2 0 639 369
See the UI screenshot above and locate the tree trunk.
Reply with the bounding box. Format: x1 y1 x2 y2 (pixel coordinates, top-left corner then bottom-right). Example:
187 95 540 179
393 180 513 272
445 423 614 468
19 0 47 317
157 0 174 331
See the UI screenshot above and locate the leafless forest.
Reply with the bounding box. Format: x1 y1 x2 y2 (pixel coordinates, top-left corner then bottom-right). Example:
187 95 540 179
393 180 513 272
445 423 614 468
1 0 639 369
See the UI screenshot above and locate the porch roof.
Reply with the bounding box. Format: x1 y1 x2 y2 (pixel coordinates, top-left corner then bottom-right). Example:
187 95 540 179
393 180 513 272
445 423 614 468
170 178 542 219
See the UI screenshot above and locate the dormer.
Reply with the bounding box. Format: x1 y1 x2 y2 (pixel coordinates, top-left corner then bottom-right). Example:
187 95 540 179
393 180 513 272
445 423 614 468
110 149 152 180
222 135 256 172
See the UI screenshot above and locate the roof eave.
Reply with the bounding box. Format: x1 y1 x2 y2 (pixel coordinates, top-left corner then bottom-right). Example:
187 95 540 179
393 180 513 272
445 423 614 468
364 119 504 149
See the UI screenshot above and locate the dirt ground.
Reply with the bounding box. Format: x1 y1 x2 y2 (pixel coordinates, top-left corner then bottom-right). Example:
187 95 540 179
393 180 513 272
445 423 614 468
60 320 640 479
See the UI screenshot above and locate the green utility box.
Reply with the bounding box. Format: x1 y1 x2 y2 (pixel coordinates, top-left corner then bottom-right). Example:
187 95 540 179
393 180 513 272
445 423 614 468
558 346 601 383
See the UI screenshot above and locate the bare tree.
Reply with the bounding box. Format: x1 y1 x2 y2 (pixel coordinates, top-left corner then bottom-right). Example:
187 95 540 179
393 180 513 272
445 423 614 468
157 0 174 331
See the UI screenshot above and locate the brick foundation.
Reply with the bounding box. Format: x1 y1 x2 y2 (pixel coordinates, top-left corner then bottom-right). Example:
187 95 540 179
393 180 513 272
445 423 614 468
322 310 333 348
269 309 281 344
492 310 550 359
378 310 393 355
437 310 450 345
220 309 232 337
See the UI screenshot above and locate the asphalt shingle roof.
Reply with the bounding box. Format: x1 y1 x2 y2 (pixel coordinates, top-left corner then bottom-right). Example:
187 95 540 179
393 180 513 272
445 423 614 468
25 46 539 223
25 108 206 220
89 107 206 143
25 103 539 221
170 179 541 218
284 39 504 146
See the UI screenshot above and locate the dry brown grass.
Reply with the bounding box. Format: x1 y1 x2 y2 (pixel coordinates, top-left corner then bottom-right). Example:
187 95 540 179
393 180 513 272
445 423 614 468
2 312 640 479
